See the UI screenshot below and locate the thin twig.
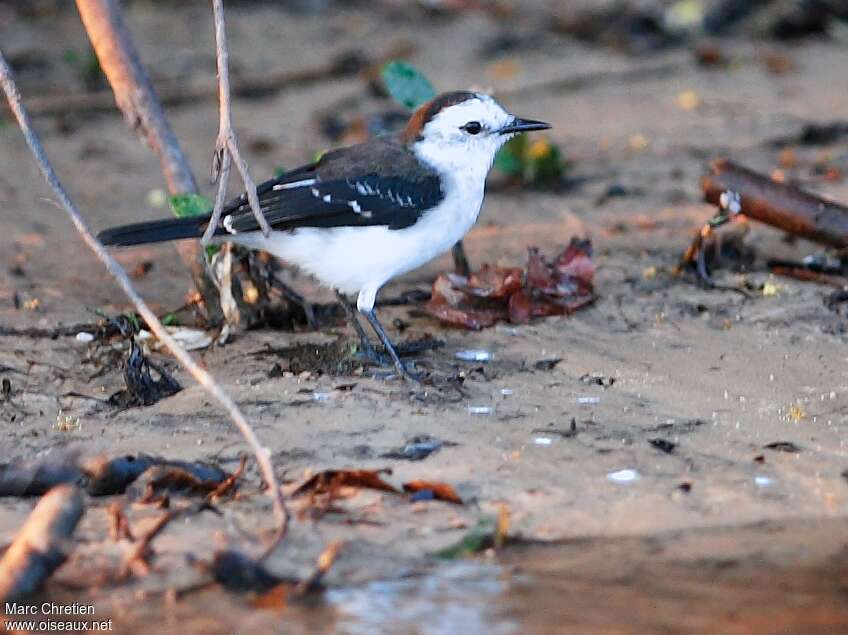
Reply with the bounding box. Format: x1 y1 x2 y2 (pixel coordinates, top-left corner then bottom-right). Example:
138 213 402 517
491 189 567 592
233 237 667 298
294 541 342 594
119 510 173 578
0 49 288 548
107 501 135 542
205 149 233 244
203 0 270 245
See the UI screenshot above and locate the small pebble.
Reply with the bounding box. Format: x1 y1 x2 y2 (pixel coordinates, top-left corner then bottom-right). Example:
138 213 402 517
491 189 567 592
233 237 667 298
455 349 493 362
607 469 640 483
75 332 94 343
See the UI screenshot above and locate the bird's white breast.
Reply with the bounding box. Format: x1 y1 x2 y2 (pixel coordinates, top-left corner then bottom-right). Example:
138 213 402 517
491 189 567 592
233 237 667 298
227 168 485 311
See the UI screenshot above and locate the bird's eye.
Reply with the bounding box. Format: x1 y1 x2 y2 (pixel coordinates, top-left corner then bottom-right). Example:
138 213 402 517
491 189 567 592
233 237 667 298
462 121 482 135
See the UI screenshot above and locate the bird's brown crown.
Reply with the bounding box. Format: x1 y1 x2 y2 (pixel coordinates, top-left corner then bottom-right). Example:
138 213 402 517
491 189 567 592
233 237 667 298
401 91 477 144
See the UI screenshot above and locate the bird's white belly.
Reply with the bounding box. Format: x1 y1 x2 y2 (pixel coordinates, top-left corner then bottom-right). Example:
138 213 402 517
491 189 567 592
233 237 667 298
229 185 484 308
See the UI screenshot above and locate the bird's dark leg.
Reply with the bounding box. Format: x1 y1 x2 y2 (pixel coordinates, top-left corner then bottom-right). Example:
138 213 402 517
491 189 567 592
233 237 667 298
335 291 383 364
362 309 421 382
452 240 471 277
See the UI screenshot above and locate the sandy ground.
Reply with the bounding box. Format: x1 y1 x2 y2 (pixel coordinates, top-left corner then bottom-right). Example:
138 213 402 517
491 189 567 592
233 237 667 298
1 2 848 631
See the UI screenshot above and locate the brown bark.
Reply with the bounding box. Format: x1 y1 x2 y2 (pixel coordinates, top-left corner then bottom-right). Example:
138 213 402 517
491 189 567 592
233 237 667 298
0 485 85 602
703 158 848 249
74 0 223 322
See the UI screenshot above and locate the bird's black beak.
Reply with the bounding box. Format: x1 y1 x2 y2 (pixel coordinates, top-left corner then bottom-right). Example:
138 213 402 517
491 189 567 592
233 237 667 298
498 117 551 135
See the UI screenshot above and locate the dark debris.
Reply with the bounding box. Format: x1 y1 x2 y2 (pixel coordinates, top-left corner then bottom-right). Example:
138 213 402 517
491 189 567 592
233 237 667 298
108 341 181 408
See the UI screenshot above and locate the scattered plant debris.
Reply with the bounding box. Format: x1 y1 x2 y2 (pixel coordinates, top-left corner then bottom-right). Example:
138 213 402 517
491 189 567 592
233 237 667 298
126 463 230 504
403 480 463 504
648 438 678 454
436 510 509 559
212 549 282 592
701 159 848 250
682 158 848 288
533 358 563 371
108 341 181 408
107 501 134 542
533 418 579 438
119 511 174 578
0 451 236 498
580 373 615 387
425 240 595 329
763 441 802 453
292 468 399 499
380 435 454 461
212 540 341 595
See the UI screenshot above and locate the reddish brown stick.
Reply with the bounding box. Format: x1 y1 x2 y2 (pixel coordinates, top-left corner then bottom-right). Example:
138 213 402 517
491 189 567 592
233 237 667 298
702 158 848 249
0 485 85 602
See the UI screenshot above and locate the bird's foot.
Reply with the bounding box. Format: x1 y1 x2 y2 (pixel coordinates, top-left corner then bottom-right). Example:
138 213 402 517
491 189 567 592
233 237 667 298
351 340 389 366
350 342 427 383
390 359 427 384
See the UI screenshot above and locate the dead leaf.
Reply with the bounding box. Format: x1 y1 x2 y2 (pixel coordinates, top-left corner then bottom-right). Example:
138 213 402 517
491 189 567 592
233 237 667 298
425 239 595 329
402 480 463 504
291 468 399 498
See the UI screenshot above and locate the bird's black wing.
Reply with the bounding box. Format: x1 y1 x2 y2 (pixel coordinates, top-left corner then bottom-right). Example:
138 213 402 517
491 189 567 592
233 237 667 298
217 140 443 235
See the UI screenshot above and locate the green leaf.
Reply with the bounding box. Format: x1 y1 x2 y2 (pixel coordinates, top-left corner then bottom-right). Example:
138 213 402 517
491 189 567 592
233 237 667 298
124 313 141 332
494 135 568 187
381 61 436 110
435 517 496 559
528 143 566 185
493 136 525 176
161 313 180 327
273 166 287 178
205 245 221 259
169 194 211 218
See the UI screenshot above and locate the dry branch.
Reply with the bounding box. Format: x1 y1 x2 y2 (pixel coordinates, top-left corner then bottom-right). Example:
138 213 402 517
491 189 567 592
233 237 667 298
0 485 85 603
74 0 223 322
0 49 287 549
119 511 173 578
203 0 270 244
703 158 848 249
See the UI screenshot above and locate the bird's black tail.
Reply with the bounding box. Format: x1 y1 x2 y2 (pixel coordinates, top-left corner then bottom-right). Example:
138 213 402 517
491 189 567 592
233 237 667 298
97 215 211 246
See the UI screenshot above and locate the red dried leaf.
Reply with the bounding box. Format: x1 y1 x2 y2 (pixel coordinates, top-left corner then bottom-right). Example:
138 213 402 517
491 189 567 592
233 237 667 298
425 240 595 330
292 469 399 497
508 288 533 324
425 273 508 329
403 480 463 504
424 303 506 330
463 265 524 299
556 238 594 288
527 248 558 292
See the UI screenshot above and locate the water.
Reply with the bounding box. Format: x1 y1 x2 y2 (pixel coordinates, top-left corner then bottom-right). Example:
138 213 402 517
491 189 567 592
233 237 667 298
327 562 516 635
44 518 848 634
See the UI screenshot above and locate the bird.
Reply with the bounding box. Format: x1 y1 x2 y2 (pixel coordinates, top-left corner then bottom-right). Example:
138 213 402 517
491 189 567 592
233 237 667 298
98 91 550 381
